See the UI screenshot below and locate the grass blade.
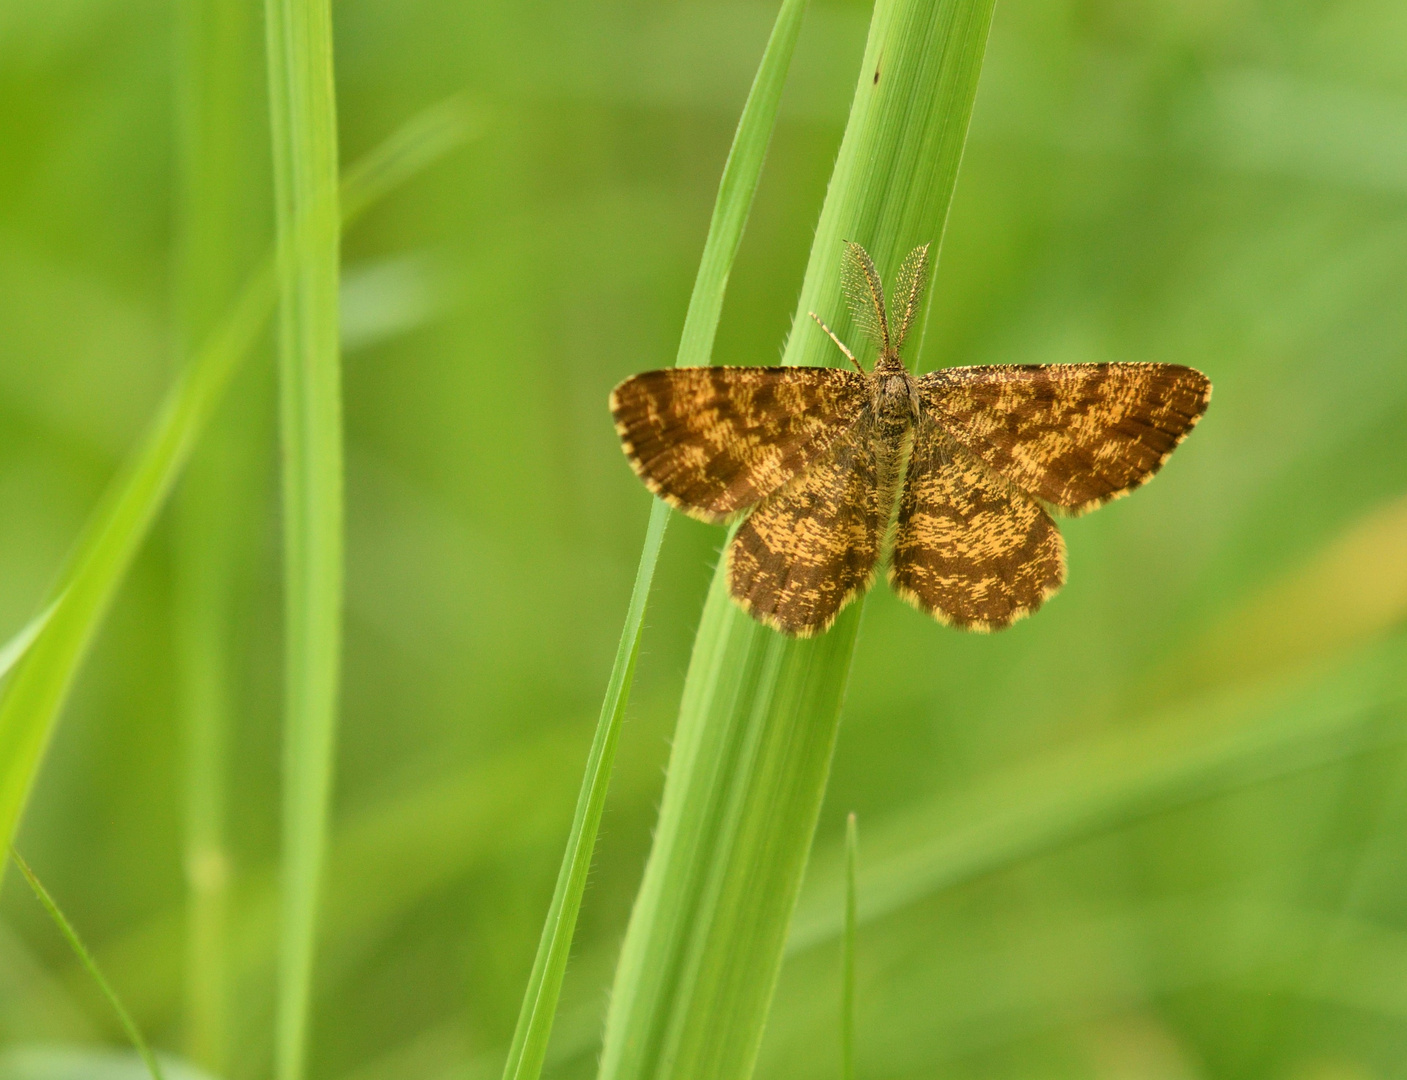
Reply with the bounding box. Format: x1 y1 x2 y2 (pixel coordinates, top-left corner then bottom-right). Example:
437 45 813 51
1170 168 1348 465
500 4 809 1078
0 265 277 879
0 97 470 877
173 0 270 1067
598 1 999 1076
841 813 857 1080
0 602 59 685
262 2 342 1080
11 849 166 1080
498 504 666 1080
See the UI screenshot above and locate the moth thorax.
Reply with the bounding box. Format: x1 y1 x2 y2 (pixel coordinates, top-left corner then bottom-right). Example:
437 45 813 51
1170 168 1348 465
875 370 916 430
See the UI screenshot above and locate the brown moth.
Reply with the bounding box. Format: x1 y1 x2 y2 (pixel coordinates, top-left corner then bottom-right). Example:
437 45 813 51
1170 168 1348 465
610 241 1211 636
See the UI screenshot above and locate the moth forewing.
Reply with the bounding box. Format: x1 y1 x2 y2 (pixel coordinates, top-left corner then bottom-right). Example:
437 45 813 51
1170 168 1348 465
609 365 871 524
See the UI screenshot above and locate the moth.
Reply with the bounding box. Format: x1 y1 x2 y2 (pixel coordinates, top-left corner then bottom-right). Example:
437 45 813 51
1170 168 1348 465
610 241 1211 637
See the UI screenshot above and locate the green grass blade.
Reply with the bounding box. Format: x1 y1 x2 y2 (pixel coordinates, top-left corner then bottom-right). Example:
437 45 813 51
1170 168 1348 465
0 602 59 685
262 2 342 1080
11 849 166 1080
0 264 276 880
672 0 809 371
0 95 468 878
498 503 667 1080
841 812 857 1080
173 0 270 1067
500 5 809 1078
598 2 998 1075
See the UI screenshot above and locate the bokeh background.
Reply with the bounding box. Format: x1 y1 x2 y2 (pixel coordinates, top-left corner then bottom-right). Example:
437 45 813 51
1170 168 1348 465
2 0 1407 1078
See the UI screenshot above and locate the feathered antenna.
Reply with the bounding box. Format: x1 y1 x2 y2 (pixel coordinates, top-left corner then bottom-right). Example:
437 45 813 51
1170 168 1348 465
840 241 889 354
889 243 930 351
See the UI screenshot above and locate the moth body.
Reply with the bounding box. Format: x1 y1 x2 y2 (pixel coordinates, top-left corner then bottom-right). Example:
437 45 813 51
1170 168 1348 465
866 353 919 539
872 357 918 427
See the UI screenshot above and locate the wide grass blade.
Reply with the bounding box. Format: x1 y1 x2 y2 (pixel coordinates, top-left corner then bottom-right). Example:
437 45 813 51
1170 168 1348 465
11 849 165 1080
262 1 342 1079
597 1 999 1076
499 4 809 1078
0 96 470 879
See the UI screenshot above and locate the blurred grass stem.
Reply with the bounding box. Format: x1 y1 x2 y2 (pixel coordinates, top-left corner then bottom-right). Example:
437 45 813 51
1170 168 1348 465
0 603 59 685
262 1 343 1080
11 848 166 1080
0 87 468 897
174 0 270 1067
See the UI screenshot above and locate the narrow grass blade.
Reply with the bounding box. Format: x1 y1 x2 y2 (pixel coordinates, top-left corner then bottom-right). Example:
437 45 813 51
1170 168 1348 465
10 849 166 1080
841 813 857 1080
498 504 666 1080
173 0 270 1066
0 602 59 685
262 3 342 1080
500 4 809 1078
0 264 276 878
598 1 999 1075
0 97 472 883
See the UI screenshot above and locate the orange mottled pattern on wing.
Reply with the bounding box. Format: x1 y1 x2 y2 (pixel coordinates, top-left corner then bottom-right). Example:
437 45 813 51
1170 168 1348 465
609 245 1212 637
889 422 1066 632
728 416 885 636
917 363 1211 514
610 366 869 523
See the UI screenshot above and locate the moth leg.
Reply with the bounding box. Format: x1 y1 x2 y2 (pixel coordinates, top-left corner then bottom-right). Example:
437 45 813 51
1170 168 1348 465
728 425 882 637
888 426 1065 632
808 312 864 373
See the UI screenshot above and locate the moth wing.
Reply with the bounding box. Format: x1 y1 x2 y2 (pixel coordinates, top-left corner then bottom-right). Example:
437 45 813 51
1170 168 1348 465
916 363 1211 515
610 366 869 523
728 418 883 637
888 420 1065 632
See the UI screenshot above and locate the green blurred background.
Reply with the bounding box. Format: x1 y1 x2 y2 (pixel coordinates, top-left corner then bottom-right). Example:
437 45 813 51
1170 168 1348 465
2 0 1407 1078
